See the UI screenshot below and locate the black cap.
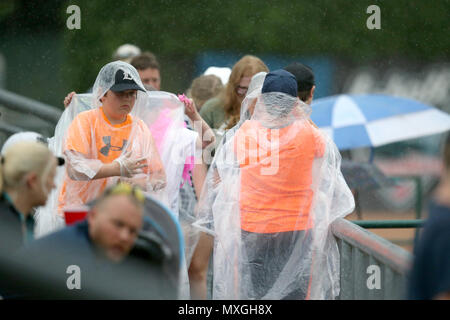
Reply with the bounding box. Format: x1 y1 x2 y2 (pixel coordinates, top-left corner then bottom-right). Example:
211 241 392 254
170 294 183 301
110 69 146 93
284 62 315 92
261 69 298 98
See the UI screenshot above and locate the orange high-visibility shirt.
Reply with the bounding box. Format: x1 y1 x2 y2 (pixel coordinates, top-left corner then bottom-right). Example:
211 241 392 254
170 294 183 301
234 119 325 233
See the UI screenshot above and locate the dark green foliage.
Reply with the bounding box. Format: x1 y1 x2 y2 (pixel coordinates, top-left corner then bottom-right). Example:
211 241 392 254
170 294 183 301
60 0 449 91
1 0 449 97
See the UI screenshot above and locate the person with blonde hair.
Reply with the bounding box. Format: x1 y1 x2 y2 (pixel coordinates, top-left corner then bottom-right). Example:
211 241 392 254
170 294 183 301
0 141 63 254
200 55 269 141
187 74 223 111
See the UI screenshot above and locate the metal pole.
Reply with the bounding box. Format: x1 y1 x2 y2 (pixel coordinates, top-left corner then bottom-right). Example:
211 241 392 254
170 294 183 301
414 176 423 246
352 219 425 229
0 88 62 124
415 176 423 220
0 122 25 135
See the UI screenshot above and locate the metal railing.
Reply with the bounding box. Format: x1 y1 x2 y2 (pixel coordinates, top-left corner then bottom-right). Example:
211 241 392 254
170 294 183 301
0 88 62 140
353 175 426 248
0 122 24 135
353 219 424 229
0 88 62 124
331 218 412 300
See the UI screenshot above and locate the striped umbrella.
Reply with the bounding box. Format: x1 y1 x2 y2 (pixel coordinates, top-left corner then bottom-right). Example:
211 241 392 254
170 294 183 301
310 94 450 150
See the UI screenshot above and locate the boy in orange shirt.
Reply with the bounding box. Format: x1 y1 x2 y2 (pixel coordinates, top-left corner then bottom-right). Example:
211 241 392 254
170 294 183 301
36 62 166 236
60 62 166 210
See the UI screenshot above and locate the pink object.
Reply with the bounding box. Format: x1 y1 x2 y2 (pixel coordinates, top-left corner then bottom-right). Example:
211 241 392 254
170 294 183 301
148 105 195 187
149 108 173 151
181 156 195 187
64 205 89 225
178 96 195 186
178 94 192 105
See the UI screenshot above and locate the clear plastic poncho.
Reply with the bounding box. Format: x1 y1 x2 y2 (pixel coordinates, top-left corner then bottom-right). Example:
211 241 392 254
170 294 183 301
132 91 199 218
35 61 166 237
194 89 355 300
132 91 200 299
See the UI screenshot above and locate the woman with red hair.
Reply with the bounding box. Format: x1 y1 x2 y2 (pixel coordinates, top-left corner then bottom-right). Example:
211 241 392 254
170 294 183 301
200 55 269 142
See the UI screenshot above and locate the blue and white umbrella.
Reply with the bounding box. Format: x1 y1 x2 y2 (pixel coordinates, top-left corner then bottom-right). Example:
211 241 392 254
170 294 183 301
310 94 450 150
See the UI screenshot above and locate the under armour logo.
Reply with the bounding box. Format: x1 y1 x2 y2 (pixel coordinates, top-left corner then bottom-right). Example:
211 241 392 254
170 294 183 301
123 71 133 81
100 136 128 156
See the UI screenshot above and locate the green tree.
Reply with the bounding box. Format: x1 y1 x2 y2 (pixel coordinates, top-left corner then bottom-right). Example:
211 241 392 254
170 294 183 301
62 0 449 92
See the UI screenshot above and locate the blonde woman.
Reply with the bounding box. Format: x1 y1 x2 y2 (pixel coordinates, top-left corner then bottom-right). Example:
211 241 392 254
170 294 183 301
0 141 63 254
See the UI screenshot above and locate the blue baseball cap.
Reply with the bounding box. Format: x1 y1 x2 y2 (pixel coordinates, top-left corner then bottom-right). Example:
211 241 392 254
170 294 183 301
261 69 298 98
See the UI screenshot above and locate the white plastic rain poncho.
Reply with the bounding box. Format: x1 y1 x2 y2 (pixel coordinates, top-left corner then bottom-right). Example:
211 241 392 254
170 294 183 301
132 91 199 218
133 91 200 299
194 83 355 299
35 61 166 237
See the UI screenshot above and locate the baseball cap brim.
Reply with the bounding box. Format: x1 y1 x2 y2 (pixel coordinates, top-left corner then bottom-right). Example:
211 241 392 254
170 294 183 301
110 83 146 93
